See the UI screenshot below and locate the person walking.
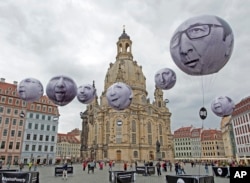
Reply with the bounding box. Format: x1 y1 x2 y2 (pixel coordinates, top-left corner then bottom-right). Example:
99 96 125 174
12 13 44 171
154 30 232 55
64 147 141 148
33 162 38 171
180 161 186 174
205 162 209 174
28 161 33 171
62 161 68 180
19 162 24 172
123 161 127 171
156 161 161 176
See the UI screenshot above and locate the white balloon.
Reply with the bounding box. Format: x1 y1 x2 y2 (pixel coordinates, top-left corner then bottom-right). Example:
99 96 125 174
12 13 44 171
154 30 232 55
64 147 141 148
211 96 235 117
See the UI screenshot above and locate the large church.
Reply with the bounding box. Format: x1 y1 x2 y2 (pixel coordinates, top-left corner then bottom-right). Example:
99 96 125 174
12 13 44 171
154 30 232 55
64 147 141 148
80 28 174 162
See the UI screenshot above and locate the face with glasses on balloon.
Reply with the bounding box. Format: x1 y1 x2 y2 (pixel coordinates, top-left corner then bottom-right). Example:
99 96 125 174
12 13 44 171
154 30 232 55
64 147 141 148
170 15 234 75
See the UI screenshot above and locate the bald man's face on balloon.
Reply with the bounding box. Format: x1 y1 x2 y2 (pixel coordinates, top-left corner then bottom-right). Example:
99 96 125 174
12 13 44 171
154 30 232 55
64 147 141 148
170 15 234 75
46 76 77 106
211 96 235 117
106 82 133 110
17 78 44 102
155 68 176 90
77 84 96 104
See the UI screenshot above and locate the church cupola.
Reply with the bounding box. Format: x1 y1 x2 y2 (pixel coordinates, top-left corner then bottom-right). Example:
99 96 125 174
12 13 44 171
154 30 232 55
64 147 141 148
116 26 133 60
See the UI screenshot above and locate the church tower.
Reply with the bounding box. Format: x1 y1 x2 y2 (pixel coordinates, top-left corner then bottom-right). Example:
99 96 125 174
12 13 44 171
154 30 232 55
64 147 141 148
80 28 174 162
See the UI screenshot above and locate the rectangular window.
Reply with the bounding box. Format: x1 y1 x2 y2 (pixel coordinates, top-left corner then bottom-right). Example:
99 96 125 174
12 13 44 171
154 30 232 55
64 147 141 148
9 142 13 149
35 124 38 130
51 136 55 142
16 142 20 150
25 144 29 151
132 133 136 144
5 118 9 124
47 125 50 131
18 131 22 137
15 99 20 106
36 114 39 119
0 106 4 113
42 115 45 120
41 124 44 130
50 146 54 152
29 113 33 118
0 117 2 124
3 129 8 136
52 126 56 131
8 98 13 104
44 145 48 152
19 120 23 126
26 134 30 140
28 123 32 129
38 145 42 151
45 135 49 141
12 119 17 125
1 141 5 149
48 116 51 120
148 135 152 145
33 134 37 141
39 135 43 141
11 130 15 136
7 108 11 114
14 109 18 115
32 145 36 151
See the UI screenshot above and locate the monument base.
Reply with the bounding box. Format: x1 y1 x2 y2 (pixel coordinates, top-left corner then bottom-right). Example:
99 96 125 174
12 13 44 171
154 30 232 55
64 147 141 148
156 152 161 160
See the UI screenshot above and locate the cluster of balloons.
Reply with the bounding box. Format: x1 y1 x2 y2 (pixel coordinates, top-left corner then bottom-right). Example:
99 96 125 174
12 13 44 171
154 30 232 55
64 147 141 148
17 15 235 116
17 76 97 106
17 76 133 111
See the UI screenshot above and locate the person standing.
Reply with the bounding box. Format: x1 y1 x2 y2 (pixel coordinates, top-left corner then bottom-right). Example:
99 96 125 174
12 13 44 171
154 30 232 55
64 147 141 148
28 161 33 171
19 162 24 172
62 161 68 180
33 162 38 171
156 161 161 176
123 161 127 171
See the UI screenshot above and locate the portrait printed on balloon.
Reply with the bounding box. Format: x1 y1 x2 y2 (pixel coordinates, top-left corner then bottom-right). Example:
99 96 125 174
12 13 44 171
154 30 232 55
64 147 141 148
17 78 44 102
46 75 77 106
170 15 234 75
106 82 133 110
211 96 235 117
77 84 96 104
154 68 176 90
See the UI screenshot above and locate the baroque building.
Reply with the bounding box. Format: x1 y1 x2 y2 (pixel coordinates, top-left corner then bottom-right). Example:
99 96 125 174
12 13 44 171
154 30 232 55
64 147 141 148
80 29 174 162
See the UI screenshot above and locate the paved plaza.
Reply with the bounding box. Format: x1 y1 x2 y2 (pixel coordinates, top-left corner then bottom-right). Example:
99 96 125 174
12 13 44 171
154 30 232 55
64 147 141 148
4 163 229 183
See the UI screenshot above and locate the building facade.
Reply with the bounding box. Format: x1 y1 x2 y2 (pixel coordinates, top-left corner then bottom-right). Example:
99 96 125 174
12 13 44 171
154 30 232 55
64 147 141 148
56 133 81 164
190 128 202 159
0 78 60 165
80 29 174 162
221 116 236 160
201 129 225 160
0 79 26 165
173 126 193 160
21 96 59 165
231 96 250 164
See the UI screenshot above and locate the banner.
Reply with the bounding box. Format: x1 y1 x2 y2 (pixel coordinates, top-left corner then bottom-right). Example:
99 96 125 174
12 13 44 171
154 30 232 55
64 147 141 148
0 171 39 183
146 166 155 175
166 175 214 183
212 166 229 177
116 171 135 183
54 166 73 176
135 166 146 175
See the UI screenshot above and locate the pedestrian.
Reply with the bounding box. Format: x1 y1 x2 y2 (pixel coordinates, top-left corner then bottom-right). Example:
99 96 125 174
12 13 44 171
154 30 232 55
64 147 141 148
7 162 11 170
205 162 209 174
109 160 112 171
28 161 33 171
62 161 68 180
180 161 186 174
156 161 161 176
123 161 127 171
33 162 38 171
19 162 24 172
169 161 172 172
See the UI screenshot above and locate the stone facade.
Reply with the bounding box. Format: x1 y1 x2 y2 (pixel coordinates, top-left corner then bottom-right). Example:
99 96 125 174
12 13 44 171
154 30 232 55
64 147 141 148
80 29 174 162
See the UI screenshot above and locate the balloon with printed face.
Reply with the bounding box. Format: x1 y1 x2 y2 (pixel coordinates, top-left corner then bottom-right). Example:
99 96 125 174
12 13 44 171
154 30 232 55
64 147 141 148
211 96 235 117
106 82 133 110
17 78 44 102
154 68 176 90
170 15 234 75
46 75 77 106
77 84 96 104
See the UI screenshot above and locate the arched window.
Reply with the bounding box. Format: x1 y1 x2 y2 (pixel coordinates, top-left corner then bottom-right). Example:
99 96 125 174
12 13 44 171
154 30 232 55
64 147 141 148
147 122 151 133
106 121 110 132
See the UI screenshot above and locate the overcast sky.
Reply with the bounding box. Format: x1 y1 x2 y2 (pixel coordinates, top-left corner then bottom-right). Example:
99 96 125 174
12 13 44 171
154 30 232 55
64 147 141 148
1 0 249 133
